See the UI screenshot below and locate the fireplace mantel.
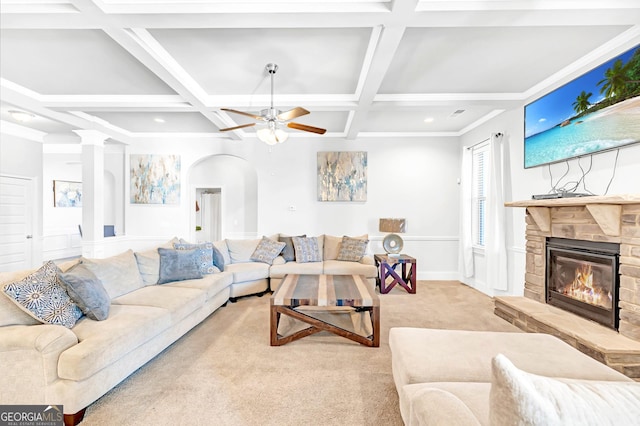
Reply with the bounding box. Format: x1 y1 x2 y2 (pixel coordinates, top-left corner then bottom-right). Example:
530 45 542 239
506 194 640 238
505 194 640 208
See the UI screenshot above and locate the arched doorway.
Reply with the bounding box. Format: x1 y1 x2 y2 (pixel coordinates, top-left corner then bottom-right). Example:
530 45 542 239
188 155 258 242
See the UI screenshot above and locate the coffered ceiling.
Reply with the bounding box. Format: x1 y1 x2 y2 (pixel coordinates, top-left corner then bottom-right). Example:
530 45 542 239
1 0 639 144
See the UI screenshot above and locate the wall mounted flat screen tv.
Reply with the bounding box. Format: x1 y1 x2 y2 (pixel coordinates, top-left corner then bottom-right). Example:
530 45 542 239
524 44 640 169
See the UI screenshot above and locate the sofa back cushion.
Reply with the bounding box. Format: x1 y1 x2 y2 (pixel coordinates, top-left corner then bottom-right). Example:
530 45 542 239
213 240 231 265
82 249 145 299
226 239 261 263
323 235 342 260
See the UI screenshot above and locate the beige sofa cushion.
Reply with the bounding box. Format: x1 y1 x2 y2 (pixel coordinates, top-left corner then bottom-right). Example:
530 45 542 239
213 240 231 265
490 353 640 426
226 239 261 264
389 328 630 388
82 250 145 299
269 260 324 279
112 285 206 324
59 304 171 381
322 259 377 277
224 262 270 282
165 272 233 300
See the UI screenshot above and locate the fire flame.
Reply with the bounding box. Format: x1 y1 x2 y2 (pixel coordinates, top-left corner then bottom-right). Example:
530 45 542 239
561 264 611 309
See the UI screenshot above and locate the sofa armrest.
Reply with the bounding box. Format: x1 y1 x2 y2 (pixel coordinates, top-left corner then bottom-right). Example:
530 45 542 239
359 255 375 266
408 387 481 426
0 325 78 403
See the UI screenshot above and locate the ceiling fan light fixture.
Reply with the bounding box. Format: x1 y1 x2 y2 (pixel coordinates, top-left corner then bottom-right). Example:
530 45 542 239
257 126 288 145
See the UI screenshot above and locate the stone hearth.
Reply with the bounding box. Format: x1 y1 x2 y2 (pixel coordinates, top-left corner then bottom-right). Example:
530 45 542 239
497 194 640 379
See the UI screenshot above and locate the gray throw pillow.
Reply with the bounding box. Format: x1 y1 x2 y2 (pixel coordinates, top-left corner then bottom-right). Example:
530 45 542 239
59 263 110 321
250 236 286 265
157 248 203 284
336 236 369 262
278 234 306 262
291 236 322 263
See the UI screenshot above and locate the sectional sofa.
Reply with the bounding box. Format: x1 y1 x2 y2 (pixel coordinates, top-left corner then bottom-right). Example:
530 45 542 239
389 328 640 425
0 234 377 425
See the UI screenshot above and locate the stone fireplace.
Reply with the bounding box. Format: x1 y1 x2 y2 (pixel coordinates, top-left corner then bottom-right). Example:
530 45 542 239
496 195 640 379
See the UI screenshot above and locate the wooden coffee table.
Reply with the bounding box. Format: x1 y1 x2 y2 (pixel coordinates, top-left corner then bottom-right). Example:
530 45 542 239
270 274 380 347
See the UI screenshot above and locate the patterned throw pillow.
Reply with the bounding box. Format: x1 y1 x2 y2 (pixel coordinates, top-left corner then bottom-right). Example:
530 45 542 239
2 261 83 328
337 236 369 262
278 234 306 262
292 236 322 263
158 248 203 284
250 236 286 265
173 242 217 274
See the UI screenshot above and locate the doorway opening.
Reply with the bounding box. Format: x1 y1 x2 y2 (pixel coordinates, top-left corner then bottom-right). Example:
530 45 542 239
195 188 221 243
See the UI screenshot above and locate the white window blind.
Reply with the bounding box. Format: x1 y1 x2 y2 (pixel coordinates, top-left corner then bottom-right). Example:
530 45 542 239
471 142 490 247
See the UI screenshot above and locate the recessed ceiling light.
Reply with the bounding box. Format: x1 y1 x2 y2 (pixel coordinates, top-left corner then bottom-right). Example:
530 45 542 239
8 110 36 123
154 117 165 123
423 117 434 123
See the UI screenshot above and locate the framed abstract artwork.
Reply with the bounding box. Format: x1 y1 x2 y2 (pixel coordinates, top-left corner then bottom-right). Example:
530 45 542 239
130 154 181 204
53 180 82 207
317 151 367 202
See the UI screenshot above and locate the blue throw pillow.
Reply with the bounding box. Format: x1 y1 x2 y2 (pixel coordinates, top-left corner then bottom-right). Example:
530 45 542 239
59 263 110 321
157 248 203 284
173 242 225 272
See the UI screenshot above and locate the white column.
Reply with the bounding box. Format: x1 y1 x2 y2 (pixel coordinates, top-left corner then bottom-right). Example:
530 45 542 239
74 130 109 258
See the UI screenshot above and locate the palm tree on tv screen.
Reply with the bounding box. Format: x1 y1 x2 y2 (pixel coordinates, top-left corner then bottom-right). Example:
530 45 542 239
572 90 592 114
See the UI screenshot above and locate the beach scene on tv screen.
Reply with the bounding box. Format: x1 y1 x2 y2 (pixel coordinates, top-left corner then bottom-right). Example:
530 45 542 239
524 45 640 168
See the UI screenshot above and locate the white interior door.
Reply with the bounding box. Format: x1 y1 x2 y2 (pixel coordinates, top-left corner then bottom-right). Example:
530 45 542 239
0 175 34 272
202 192 221 242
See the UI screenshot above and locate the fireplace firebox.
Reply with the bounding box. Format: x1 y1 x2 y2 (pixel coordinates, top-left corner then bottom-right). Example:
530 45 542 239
546 238 620 330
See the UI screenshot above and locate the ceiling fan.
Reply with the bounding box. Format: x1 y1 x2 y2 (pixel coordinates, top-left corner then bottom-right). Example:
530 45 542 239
219 63 327 144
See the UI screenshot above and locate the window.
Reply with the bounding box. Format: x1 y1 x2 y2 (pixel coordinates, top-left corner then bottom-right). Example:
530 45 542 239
471 142 490 247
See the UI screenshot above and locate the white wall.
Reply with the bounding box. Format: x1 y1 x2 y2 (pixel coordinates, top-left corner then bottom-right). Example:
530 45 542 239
0 134 44 266
460 107 640 297
121 136 461 279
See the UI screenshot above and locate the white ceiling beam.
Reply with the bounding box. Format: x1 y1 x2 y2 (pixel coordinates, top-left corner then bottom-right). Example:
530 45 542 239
64 0 238 139
0 79 133 143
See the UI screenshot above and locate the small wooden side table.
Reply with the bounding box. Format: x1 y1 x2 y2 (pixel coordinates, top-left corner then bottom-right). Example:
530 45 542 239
374 254 417 294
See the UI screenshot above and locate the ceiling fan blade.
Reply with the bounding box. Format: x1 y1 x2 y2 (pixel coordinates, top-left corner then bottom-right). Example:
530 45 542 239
287 122 327 135
219 123 256 132
221 108 263 121
276 107 310 122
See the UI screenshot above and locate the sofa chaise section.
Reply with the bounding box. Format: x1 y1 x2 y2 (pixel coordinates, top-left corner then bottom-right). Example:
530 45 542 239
389 327 635 425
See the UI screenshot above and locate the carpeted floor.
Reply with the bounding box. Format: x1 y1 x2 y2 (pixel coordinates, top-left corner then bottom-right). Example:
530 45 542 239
84 281 520 425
